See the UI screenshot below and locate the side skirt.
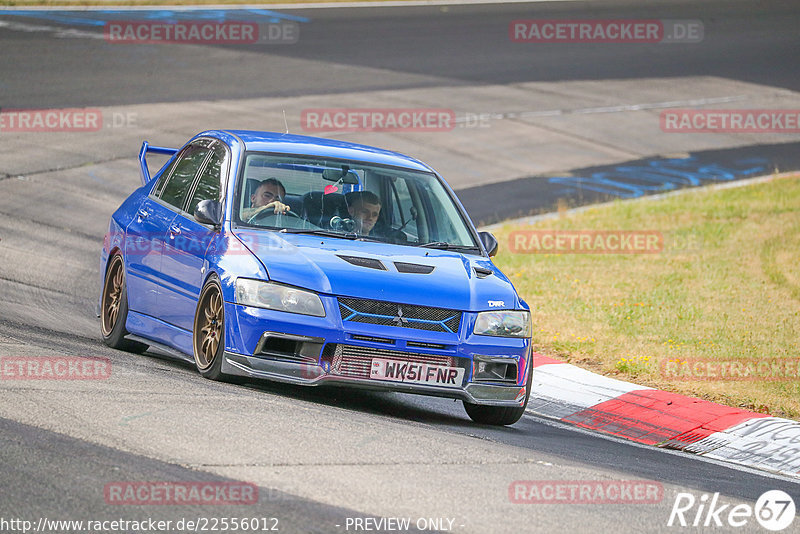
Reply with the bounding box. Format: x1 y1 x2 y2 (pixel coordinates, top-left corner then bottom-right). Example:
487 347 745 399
126 310 194 361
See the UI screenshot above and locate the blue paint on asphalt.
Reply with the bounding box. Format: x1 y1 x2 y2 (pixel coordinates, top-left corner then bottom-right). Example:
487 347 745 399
0 9 310 26
548 156 769 198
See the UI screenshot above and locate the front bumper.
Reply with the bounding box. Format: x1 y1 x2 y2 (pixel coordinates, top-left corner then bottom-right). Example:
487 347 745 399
224 300 530 407
221 351 526 406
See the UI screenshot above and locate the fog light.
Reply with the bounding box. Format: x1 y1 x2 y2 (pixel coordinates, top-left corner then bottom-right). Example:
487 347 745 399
472 357 517 383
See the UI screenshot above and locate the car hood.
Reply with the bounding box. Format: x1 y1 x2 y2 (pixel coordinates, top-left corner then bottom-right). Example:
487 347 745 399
233 230 522 311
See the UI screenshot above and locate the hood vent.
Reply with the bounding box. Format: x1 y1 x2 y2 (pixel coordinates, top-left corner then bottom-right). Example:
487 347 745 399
473 266 493 278
394 262 435 274
337 255 387 270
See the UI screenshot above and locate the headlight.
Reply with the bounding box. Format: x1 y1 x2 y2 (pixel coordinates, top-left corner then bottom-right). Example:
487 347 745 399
473 310 530 337
235 279 325 317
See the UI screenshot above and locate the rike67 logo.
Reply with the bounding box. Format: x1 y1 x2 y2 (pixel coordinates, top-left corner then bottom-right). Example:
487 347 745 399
668 490 795 531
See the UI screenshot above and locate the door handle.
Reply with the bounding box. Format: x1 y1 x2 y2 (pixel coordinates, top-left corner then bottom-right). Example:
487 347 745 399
137 208 149 220
169 224 182 237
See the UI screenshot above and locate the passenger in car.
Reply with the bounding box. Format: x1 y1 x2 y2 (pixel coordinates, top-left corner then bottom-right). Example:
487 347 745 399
242 178 290 220
345 191 408 243
346 191 382 235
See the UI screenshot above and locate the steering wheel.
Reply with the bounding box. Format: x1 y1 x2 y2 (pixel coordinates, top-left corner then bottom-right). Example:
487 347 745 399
248 208 303 225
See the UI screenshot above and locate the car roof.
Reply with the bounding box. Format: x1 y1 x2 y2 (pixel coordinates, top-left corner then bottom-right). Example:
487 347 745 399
203 130 435 173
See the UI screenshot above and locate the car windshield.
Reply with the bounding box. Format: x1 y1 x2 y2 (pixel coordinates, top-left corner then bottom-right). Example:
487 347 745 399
235 152 479 251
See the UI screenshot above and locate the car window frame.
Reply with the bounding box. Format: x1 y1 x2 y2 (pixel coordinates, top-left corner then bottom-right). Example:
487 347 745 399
153 143 212 211
149 137 222 219
150 153 182 198
389 174 422 241
184 140 230 219
230 150 486 255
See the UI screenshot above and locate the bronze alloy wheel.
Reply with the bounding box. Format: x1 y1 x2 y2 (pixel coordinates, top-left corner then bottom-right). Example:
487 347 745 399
101 255 125 337
194 281 224 371
100 253 147 353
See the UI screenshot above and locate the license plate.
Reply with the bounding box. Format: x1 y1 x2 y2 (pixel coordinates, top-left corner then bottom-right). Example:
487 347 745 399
370 358 464 388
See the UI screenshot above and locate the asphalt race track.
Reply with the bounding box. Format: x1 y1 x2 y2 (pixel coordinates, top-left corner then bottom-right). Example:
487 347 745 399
1 1 799 532
2 0 800 106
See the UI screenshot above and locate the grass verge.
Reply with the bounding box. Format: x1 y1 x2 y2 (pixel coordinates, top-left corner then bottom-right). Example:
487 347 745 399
491 174 800 419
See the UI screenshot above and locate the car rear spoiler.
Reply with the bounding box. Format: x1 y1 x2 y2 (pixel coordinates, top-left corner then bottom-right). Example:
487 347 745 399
139 141 178 185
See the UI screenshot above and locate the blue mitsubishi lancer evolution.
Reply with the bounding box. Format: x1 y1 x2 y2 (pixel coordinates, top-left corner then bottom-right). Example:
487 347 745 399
99 130 532 425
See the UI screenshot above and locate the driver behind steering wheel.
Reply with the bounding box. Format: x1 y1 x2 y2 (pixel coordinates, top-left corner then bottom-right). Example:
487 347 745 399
243 178 290 222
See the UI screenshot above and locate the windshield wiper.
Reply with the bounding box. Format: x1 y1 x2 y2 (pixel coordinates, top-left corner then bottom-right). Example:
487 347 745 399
418 241 481 252
280 228 357 239
279 228 386 243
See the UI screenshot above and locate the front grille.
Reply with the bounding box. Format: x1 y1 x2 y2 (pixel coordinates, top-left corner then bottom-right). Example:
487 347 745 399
406 341 449 350
326 344 458 380
338 297 461 333
350 334 395 345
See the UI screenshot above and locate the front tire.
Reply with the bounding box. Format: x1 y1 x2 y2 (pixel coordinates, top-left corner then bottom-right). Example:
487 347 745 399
100 253 148 353
463 358 533 426
193 276 237 382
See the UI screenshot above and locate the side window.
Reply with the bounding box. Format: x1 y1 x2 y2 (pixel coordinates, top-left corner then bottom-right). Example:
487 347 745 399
425 188 460 243
187 144 227 216
152 154 180 196
390 177 418 239
159 144 210 210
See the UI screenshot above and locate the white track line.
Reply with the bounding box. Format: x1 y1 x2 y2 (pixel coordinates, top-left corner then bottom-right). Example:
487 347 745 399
452 96 749 124
0 0 583 11
524 413 800 486
0 19 104 38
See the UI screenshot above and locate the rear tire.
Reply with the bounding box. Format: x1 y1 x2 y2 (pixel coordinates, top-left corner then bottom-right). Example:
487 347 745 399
100 254 148 353
463 357 533 426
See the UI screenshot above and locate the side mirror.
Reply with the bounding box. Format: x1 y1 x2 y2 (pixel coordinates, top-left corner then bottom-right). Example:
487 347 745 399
478 231 499 257
194 199 222 227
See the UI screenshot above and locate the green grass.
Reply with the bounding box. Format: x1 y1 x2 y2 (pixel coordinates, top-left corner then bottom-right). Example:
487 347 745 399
492 175 800 418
